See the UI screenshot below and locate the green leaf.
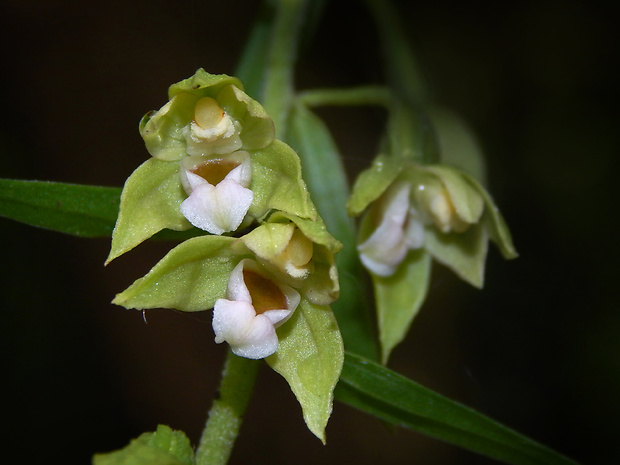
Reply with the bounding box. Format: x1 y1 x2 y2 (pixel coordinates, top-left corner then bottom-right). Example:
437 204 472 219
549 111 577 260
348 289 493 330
374 249 431 364
92 425 195 465
287 103 354 244
249 140 317 221
107 158 190 264
0 179 120 237
113 235 238 312
286 103 379 360
336 353 579 465
266 298 344 443
424 222 488 288
234 3 273 99
463 173 518 260
428 105 488 184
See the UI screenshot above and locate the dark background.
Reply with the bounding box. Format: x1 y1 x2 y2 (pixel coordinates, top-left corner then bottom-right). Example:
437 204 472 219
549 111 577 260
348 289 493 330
1 1 617 463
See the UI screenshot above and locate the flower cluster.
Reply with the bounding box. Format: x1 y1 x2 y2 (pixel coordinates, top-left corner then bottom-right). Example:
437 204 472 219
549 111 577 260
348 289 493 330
110 70 341 360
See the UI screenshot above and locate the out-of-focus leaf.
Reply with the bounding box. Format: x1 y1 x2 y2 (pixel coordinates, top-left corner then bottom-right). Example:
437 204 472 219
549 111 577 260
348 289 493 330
92 425 194 465
336 353 580 465
0 178 120 237
267 298 344 443
428 105 488 185
287 103 379 360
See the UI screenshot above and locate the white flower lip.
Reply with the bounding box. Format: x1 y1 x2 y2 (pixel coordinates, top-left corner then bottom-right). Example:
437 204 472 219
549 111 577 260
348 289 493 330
180 152 253 235
213 259 301 359
358 182 425 277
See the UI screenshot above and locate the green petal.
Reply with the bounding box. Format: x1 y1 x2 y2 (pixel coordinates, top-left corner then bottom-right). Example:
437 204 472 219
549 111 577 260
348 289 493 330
113 235 238 311
423 165 484 224
424 222 488 288
106 158 190 264
92 425 194 465
267 298 344 443
347 153 403 217
249 140 317 221
140 92 196 161
374 249 432 364
463 173 518 259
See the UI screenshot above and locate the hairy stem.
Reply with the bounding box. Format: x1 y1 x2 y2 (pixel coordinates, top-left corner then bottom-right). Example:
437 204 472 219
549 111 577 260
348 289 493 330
195 351 260 465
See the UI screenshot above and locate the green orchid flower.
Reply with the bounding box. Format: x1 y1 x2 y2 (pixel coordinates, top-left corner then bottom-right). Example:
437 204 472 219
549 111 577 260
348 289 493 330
348 153 517 363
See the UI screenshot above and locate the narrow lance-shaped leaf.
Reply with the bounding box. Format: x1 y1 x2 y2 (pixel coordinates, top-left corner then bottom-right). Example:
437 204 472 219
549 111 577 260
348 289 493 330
287 103 379 361
266 298 344 443
336 353 580 465
0 179 120 237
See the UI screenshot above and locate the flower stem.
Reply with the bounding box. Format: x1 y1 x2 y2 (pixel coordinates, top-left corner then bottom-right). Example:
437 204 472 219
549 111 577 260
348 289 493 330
298 86 392 108
194 350 260 465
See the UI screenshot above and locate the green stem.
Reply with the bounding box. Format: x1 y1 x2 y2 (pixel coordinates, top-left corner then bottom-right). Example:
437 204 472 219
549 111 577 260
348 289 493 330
298 86 392 108
364 0 428 104
261 0 308 138
195 351 260 465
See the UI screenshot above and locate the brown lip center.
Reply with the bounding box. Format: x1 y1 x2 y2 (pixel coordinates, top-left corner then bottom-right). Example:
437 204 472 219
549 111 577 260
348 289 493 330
243 269 287 314
192 160 241 185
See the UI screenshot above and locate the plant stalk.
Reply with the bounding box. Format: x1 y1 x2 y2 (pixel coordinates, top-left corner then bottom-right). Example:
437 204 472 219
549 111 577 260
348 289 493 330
194 350 260 465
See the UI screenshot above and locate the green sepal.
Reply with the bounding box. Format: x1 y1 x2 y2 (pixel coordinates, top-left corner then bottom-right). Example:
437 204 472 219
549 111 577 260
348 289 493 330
141 69 274 161
424 222 489 288
113 235 239 311
92 425 194 465
106 158 191 264
422 165 485 224
463 173 518 259
374 249 431 364
249 140 317 221
266 298 344 443
346 153 403 217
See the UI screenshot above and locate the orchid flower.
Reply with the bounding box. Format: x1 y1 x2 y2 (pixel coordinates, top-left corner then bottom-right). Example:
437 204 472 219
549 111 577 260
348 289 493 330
213 259 300 359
